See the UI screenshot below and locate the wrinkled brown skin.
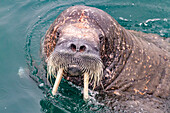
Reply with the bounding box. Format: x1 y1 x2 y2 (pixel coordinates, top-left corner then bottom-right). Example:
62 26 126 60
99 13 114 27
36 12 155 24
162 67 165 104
42 5 170 112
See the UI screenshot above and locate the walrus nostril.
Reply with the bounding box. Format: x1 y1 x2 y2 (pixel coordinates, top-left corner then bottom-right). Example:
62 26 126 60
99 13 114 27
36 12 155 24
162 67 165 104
79 45 86 52
70 44 76 52
70 43 87 52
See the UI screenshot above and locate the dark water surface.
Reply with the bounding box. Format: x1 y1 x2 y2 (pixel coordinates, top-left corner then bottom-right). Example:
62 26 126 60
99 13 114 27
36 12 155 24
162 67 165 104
0 0 169 113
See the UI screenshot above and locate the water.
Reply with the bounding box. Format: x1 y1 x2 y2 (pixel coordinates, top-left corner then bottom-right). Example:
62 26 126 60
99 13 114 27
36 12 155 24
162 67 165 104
0 0 169 113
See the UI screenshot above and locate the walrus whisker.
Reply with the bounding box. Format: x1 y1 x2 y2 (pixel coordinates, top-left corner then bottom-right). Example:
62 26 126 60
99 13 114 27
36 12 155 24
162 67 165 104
89 73 94 84
49 73 54 85
47 71 49 84
47 48 104 97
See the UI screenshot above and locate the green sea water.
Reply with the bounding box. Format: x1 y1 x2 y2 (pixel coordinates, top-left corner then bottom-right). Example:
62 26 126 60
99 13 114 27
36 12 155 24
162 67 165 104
0 0 169 113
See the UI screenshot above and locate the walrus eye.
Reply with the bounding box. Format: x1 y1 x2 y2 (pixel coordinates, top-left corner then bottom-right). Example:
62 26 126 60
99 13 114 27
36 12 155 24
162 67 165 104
99 34 104 44
56 31 60 38
93 47 99 52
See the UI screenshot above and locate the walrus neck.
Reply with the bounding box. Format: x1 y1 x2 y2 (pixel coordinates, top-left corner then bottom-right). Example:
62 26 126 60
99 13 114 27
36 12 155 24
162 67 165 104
100 27 133 90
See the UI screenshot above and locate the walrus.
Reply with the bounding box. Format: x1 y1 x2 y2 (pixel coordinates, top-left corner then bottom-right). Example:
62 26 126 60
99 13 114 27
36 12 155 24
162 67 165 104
40 5 170 112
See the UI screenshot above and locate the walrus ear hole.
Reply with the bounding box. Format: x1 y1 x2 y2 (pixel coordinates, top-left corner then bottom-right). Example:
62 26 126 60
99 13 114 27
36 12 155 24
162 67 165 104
55 31 60 42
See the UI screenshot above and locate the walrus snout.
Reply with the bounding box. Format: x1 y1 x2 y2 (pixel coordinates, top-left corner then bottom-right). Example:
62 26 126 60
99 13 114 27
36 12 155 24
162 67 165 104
53 37 101 76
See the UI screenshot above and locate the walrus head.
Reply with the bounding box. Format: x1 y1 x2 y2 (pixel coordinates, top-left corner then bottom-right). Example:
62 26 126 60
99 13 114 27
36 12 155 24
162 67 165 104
42 5 132 99
46 23 104 86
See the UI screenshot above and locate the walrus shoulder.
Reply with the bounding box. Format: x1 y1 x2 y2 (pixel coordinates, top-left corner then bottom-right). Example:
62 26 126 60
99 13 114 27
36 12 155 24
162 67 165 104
129 30 170 52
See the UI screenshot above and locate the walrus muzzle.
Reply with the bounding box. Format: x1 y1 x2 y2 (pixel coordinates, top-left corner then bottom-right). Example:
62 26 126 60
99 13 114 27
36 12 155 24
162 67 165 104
46 36 103 100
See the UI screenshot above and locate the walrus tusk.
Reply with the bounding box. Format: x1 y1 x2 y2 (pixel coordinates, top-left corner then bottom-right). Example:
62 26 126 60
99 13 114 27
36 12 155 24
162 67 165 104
84 72 89 101
52 68 64 96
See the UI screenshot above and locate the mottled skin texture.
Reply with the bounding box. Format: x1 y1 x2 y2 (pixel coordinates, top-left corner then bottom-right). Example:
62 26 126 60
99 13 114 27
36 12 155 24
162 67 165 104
42 6 170 112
